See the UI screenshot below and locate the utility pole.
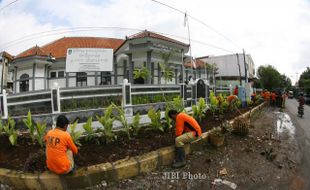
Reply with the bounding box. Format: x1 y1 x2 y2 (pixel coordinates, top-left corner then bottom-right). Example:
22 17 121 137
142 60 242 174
243 49 248 84
185 12 196 80
236 53 242 86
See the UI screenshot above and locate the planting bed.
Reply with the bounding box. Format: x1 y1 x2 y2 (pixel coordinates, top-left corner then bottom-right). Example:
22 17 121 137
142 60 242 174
0 107 253 173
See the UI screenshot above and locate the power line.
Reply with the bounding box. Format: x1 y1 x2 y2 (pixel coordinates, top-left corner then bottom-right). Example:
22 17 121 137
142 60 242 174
1 26 234 54
0 27 143 49
150 0 242 50
0 0 20 12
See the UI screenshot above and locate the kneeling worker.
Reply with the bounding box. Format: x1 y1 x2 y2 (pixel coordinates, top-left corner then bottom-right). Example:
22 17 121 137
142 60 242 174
168 110 202 168
45 115 78 174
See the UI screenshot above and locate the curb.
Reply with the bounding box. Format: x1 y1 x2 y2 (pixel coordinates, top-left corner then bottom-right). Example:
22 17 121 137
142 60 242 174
0 102 265 189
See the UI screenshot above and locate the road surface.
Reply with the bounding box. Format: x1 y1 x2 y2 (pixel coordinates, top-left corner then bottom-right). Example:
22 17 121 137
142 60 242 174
285 99 310 190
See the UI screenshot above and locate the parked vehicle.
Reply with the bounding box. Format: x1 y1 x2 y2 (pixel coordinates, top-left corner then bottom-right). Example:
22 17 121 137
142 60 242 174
305 94 310 104
288 91 294 99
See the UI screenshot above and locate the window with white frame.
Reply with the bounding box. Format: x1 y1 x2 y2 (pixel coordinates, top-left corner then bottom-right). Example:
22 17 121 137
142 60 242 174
76 72 87 87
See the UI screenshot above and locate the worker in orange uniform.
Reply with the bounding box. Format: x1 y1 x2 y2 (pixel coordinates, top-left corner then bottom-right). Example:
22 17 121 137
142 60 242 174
270 91 276 107
45 115 78 174
168 110 202 168
263 90 271 106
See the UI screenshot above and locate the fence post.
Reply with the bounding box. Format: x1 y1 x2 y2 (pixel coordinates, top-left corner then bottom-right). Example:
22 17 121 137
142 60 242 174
1 89 8 119
189 79 197 106
122 79 133 117
51 86 60 113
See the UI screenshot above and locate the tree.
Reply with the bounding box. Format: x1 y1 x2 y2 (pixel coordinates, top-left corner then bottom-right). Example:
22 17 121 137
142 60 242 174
298 67 310 94
133 66 149 84
257 65 290 90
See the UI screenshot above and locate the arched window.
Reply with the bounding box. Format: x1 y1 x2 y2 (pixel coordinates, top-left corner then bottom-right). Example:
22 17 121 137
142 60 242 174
20 73 29 92
76 72 87 87
100 72 111 85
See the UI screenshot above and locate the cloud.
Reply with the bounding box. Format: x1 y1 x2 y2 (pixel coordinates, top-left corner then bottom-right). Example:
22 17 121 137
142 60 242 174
0 0 310 84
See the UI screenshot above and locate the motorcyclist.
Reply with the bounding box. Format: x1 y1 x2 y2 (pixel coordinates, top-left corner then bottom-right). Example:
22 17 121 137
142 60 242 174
298 93 305 117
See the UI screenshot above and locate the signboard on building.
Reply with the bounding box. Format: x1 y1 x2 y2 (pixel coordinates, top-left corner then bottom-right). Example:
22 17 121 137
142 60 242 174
65 48 113 72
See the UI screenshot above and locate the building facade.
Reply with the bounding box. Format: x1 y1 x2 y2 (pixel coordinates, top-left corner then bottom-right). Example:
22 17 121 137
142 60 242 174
197 53 255 87
9 30 189 93
0 51 13 91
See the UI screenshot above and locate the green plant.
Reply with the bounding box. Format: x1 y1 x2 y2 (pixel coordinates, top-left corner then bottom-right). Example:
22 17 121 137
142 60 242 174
113 104 131 139
131 113 141 136
147 108 164 132
23 110 36 143
171 96 185 112
3 116 18 146
211 127 224 137
0 119 3 133
160 51 175 84
247 98 253 107
35 122 47 147
192 98 207 123
96 104 116 143
133 66 149 80
69 120 82 146
83 117 95 142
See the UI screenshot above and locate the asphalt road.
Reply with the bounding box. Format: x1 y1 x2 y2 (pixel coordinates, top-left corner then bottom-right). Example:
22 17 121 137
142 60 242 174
285 99 310 190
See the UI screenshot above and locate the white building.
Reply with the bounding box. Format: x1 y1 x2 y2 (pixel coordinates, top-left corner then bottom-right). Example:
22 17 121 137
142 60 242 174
0 51 13 91
9 30 189 93
197 53 255 87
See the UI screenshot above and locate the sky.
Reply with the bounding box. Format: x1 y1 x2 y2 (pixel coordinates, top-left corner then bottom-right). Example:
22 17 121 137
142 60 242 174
0 0 310 84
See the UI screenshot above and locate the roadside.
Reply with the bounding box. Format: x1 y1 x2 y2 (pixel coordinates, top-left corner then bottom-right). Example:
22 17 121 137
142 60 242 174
284 99 310 190
104 106 301 190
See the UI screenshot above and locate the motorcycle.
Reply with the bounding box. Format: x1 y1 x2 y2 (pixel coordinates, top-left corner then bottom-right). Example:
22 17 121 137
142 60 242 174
298 105 304 118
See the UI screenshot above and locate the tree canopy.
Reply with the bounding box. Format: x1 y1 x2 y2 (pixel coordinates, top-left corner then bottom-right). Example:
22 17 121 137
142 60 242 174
298 67 310 94
257 65 291 90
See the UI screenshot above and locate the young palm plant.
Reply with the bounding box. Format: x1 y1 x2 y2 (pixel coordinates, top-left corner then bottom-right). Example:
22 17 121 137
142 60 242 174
147 108 164 132
131 113 141 136
3 116 18 146
83 117 95 142
23 111 36 143
35 122 46 148
192 97 207 123
96 104 116 143
113 104 131 139
69 120 82 146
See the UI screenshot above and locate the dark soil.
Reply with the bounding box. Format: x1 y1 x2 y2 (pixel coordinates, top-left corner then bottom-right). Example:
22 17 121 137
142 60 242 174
0 106 254 173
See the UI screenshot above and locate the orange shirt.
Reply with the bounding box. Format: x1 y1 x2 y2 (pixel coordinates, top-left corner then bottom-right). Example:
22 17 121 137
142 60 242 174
175 113 202 137
227 95 237 103
270 93 276 101
44 128 78 174
264 91 270 100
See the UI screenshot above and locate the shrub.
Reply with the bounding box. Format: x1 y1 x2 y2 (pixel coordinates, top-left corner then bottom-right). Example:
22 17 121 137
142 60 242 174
3 116 18 146
147 108 164 132
69 120 82 146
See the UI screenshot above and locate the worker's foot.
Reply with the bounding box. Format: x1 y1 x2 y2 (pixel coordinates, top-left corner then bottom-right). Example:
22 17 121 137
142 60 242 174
172 160 186 168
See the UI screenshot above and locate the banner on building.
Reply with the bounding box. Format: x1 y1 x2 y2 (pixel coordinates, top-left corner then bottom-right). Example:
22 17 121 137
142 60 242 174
65 48 113 72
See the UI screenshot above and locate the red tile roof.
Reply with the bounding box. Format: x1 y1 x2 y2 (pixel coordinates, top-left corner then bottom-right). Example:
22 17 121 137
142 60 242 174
184 59 206 68
15 45 47 59
15 37 124 59
0 51 13 60
127 30 189 47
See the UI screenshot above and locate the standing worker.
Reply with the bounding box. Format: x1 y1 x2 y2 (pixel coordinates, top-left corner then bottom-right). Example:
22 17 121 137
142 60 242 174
168 110 202 168
45 115 78 174
234 85 239 96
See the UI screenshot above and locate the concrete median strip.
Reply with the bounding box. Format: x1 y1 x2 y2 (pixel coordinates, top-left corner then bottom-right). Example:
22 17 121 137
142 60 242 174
0 103 266 189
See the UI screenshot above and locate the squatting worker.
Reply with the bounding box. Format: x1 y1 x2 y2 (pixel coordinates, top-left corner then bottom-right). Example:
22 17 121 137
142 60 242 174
168 110 202 168
44 115 78 174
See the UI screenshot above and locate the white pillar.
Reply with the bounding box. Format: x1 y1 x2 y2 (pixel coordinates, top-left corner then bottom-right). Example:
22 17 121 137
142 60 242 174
2 89 8 119
51 82 61 113
122 79 132 116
